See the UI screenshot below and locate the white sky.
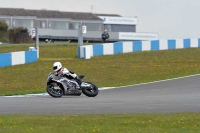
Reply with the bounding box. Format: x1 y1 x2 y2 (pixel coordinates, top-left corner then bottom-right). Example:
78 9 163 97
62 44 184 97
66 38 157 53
0 0 200 39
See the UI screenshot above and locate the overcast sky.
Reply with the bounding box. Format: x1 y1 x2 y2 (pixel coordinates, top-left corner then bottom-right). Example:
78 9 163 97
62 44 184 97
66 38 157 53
0 0 200 39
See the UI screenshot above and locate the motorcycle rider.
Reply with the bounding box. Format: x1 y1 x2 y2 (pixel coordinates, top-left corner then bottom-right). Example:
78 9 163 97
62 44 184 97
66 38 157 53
53 62 82 90
102 29 109 42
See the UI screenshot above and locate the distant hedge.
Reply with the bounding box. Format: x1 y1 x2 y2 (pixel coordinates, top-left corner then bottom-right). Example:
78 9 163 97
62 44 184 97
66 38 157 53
0 21 8 42
8 27 34 44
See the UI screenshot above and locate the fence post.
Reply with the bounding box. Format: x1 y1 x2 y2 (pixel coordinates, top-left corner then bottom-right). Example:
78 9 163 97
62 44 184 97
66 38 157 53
78 24 83 46
35 28 39 58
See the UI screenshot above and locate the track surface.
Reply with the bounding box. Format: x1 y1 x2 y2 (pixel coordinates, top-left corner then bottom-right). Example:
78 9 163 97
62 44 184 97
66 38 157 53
0 75 200 114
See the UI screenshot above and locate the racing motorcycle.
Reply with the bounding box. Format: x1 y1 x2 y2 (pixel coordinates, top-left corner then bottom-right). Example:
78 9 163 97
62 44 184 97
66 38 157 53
102 34 109 42
102 32 109 42
46 72 99 98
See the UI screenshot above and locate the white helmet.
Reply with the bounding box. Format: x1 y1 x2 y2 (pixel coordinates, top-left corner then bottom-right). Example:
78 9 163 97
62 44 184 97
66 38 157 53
53 62 62 72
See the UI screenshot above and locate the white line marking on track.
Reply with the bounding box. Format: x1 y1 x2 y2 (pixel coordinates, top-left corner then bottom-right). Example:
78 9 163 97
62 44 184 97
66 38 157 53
2 87 115 97
116 73 200 88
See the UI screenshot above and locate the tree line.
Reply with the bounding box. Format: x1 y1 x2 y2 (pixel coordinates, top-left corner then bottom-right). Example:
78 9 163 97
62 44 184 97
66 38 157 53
0 21 33 43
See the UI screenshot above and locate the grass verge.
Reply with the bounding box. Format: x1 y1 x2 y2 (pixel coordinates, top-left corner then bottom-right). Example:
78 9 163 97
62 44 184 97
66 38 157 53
0 113 200 133
1 43 200 132
1 43 200 96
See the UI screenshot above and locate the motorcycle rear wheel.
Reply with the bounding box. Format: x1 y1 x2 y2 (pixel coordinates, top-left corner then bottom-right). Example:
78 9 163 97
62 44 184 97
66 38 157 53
46 83 63 98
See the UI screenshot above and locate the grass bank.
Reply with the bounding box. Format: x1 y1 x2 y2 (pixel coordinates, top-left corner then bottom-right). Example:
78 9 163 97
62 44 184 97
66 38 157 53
0 43 200 96
0 113 200 133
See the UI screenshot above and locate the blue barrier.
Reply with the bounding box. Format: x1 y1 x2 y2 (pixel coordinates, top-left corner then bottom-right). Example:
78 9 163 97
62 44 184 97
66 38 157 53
0 53 12 67
0 47 38 68
168 40 176 49
133 41 142 51
114 42 123 54
184 39 190 48
25 51 37 63
93 44 103 56
198 39 200 47
151 40 159 51
78 46 81 58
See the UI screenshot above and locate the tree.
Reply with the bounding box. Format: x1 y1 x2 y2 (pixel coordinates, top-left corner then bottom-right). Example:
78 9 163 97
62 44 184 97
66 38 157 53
8 27 33 44
0 21 8 42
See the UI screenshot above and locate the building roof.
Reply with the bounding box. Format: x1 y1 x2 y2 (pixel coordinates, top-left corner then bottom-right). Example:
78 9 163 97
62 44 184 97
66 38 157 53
0 8 102 20
95 13 121 17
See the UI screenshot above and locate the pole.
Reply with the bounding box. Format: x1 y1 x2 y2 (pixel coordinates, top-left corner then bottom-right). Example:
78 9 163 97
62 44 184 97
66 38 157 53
78 23 83 46
35 27 39 58
78 23 83 58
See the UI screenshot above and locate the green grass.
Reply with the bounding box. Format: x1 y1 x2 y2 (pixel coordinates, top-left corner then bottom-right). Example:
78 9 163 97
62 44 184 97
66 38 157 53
1 43 200 96
0 113 200 133
1 43 200 133
0 43 35 53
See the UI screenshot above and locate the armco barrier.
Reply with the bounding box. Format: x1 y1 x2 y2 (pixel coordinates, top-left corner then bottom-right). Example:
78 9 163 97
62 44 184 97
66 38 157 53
79 38 200 59
0 47 38 68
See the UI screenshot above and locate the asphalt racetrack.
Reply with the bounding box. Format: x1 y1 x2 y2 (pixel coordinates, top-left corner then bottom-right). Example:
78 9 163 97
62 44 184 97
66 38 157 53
0 74 200 114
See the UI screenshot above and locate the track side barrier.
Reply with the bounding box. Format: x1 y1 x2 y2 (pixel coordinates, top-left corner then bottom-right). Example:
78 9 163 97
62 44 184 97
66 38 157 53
79 38 200 59
0 47 38 68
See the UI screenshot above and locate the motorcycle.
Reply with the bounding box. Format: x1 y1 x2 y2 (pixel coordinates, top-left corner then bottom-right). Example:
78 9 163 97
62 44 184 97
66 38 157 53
102 33 109 42
46 72 99 98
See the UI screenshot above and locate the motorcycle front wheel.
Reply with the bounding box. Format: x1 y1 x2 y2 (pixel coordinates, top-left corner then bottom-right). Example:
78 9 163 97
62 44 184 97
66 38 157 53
82 82 99 97
46 83 63 98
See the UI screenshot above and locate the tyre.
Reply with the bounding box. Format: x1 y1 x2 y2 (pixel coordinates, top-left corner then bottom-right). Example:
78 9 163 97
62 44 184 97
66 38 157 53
46 83 63 98
82 82 99 97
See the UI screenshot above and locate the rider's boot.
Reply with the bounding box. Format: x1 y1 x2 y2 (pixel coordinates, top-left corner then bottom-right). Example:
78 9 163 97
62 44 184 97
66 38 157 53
75 77 82 88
